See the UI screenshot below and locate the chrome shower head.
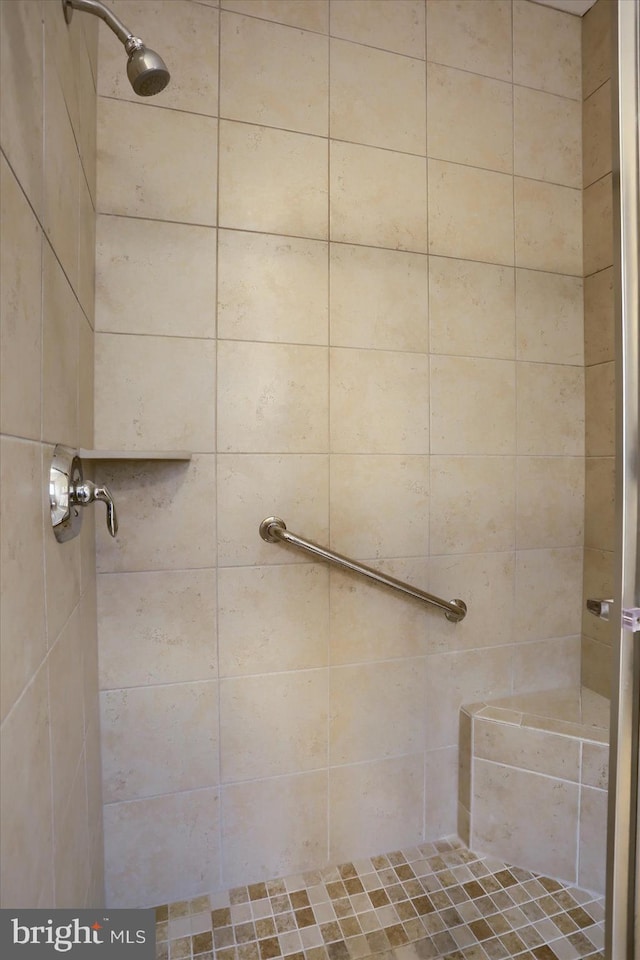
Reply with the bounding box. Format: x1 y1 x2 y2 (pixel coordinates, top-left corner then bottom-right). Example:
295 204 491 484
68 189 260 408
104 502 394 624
62 0 170 98
125 38 171 97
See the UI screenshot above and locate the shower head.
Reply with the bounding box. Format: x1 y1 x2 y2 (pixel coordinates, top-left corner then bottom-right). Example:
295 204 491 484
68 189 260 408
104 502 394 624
125 38 171 97
62 0 170 97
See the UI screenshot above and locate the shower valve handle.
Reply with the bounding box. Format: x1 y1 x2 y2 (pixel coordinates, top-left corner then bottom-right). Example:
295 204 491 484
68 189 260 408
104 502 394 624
71 480 119 537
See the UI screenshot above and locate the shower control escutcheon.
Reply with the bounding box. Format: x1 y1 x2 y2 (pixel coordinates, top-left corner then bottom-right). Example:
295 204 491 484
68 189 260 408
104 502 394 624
49 445 118 542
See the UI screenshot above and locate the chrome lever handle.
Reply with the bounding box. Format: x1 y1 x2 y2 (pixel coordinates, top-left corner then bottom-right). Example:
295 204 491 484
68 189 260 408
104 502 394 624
72 480 119 537
586 598 614 620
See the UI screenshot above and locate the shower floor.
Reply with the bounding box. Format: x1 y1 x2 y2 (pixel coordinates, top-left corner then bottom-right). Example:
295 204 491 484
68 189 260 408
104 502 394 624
155 837 605 960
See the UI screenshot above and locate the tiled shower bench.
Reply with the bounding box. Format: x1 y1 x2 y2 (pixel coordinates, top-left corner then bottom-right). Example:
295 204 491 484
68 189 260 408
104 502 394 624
458 687 610 896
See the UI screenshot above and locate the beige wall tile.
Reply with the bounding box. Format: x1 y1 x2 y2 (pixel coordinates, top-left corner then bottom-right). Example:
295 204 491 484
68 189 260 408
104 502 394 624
220 670 327 780
426 0 512 82
330 245 428 352
472 759 579 881
512 636 581 694
517 362 584 456
430 456 516 555
515 547 583 642
578 785 607 895
428 160 514 265
98 99 218 224
331 141 427 251
424 647 513 750
95 333 215 452
0 439 47 723
74 22 98 206
224 0 329 33
516 269 583 365
221 772 327 888
329 455 429 559
80 510 97 600
221 12 327 135
330 659 426 765
44 62 80 290
0 0 44 215
514 86 581 188
95 456 216 573
430 356 515 455
0 155 42 440
515 178 582 275
583 174 613 276
0 663 53 908
218 230 328 344
77 177 96 326
329 754 424 863
96 216 217 337
331 0 424 58
331 39 425 154
98 569 218 688
425 746 458 839
581 634 613 699
585 361 615 456
474 718 580 780
330 348 429 454
457 802 470 846
585 457 615 552
429 257 515 360
427 63 512 173
583 79 612 188
48 607 85 827
428 552 515 652
584 267 615 366
582 0 612 99
431 356 516 455
219 120 327 238
329 557 430 664
81 580 100 738
458 710 472 811
516 457 584 549
103 788 221 907
218 564 329 675
217 340 328 452
513 0 581 99
217 453 328 566
42 246 81 448
42 0 82 139
99 0 219 115
101 681 219 801
54 758 90 908
582 742 609 790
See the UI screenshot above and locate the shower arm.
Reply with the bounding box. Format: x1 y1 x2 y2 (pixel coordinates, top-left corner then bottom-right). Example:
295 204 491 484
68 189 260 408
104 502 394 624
62 0 138 48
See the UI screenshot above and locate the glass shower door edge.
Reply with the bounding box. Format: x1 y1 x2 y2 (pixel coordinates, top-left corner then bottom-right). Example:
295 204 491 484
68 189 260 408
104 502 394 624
607 1 640 957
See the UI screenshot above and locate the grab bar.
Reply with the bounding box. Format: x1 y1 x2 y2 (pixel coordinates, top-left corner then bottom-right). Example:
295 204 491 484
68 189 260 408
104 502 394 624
259 517 467 622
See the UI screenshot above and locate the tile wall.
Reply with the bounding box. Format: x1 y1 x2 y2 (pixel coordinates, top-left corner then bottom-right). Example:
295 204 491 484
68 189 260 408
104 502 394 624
94 0 585 908
580 0 616 698
0 0 103 906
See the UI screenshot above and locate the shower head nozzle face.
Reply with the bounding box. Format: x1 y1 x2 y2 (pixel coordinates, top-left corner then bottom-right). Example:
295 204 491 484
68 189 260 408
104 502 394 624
126 44 170 97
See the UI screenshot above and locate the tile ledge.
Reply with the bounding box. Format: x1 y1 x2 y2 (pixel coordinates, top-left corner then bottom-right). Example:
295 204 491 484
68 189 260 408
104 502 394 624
79 449 192 460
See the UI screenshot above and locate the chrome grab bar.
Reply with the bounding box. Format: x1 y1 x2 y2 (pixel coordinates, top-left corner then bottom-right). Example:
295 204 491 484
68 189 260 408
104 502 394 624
259 517 467 623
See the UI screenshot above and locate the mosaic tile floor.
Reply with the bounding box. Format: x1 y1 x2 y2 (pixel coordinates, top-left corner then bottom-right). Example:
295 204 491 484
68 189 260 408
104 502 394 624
155 837 605 960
